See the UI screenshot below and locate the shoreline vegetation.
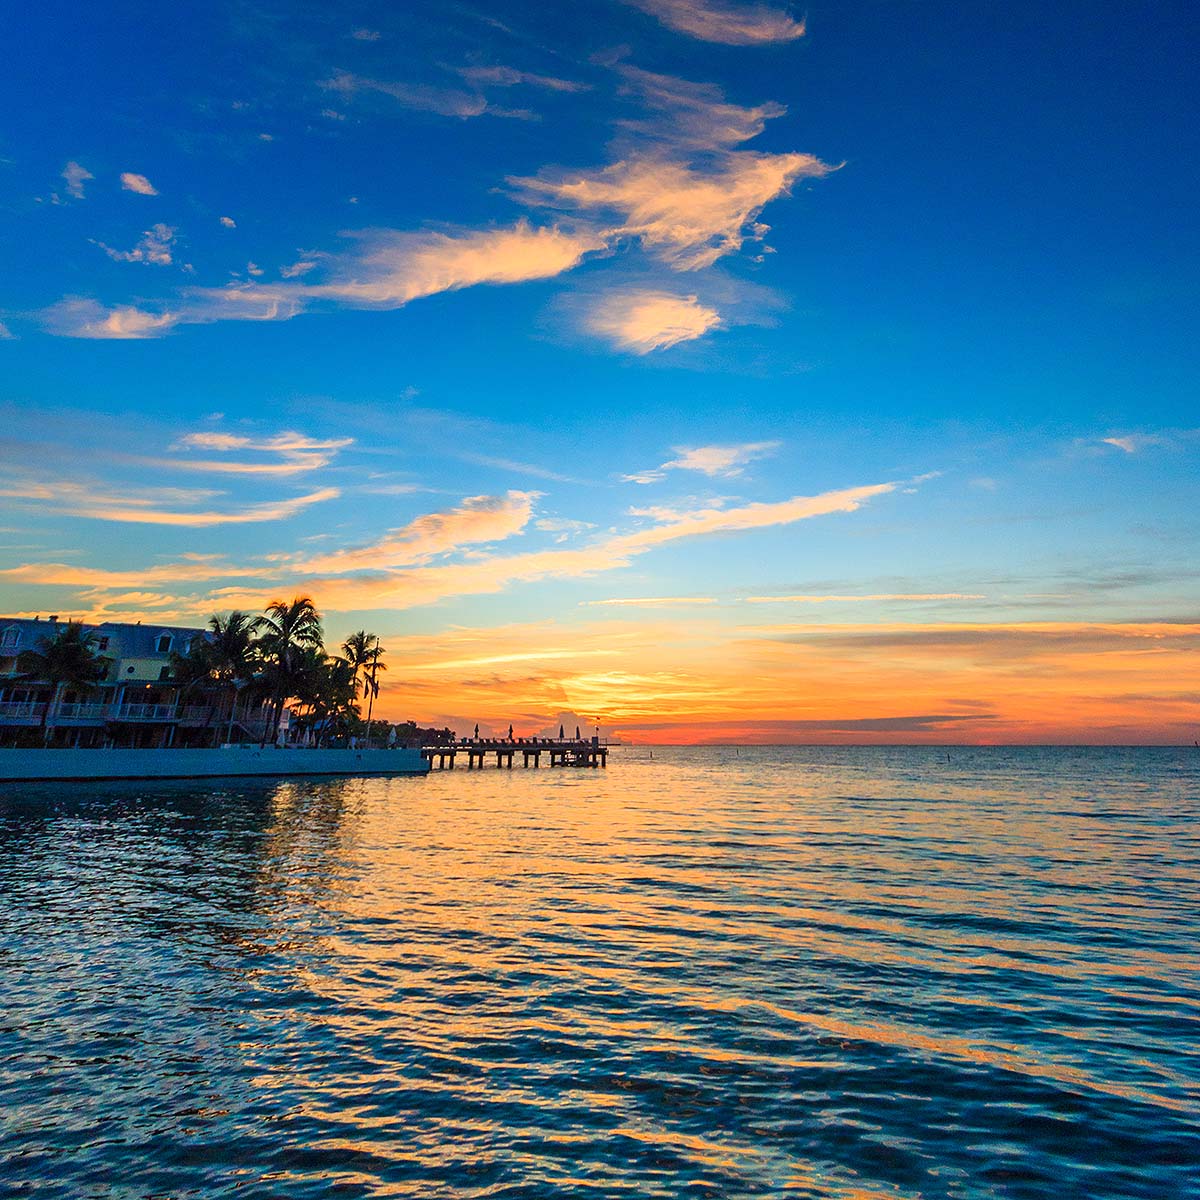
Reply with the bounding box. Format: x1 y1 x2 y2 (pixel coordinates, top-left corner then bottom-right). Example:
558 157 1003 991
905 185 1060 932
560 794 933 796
8 597 456 751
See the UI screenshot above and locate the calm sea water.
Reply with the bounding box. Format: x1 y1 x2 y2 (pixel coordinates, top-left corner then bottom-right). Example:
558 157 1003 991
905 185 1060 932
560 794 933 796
1 746 1198 1199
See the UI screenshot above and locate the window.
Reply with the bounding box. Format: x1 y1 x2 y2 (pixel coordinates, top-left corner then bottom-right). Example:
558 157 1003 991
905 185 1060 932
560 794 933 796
155 634 172 654
159 666 172 681
1 628 20 652
96 637 110 651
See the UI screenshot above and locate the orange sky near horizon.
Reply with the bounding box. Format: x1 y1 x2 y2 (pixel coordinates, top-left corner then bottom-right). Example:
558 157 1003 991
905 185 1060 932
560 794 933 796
366 615 1200 745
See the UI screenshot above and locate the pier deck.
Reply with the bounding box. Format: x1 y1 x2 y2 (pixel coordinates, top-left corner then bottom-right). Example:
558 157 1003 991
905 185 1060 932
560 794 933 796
421 738 608 770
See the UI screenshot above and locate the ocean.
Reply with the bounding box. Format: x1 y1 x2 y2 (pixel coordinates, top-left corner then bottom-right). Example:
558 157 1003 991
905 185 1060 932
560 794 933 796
1 746 1197 1198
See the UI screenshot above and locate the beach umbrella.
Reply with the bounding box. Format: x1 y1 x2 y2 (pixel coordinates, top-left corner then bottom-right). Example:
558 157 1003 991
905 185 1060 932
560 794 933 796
474 722 479 740
575 725 580 740
508 723 514 740
559 723 564 740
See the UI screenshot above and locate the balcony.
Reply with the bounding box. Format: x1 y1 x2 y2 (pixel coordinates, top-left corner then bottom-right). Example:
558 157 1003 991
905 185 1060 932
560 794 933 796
56 703 111 721
0 701 42 724
115 703 178 721
0 700 178 725
0 698 276 728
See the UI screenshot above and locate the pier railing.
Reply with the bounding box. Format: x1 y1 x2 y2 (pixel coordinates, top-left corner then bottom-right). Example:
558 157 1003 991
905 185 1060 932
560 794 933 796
420 737 610 770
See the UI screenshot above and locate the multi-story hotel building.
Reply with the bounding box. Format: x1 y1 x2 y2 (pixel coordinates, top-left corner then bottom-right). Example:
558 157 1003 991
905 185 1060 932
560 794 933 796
0 616 273 748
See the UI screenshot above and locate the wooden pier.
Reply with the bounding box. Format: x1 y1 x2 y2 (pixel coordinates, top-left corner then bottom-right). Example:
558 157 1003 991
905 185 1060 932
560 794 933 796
421 737 609 770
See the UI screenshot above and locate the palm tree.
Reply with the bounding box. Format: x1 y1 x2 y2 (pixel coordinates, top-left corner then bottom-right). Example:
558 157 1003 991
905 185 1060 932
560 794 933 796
341 630 376 692
362 640 386 747
206 611 262 744
288 650 359 747
255 597 323 744
342 630 387 747
314 655 359 746
16 622 110 745
168 636 219 742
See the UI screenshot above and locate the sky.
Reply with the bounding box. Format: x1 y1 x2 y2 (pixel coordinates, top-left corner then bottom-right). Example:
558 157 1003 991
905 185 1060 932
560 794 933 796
1 0 1198 743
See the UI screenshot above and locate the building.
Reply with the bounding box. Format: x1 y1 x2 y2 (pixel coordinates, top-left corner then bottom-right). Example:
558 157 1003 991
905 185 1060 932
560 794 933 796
0 616 275 748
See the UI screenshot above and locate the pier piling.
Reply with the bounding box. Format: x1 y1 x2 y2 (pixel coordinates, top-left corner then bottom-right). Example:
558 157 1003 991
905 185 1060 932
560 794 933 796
422 737 608 770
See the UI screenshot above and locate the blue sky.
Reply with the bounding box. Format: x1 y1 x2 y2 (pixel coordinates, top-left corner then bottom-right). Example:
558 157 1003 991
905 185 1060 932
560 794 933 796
1 0 1197 739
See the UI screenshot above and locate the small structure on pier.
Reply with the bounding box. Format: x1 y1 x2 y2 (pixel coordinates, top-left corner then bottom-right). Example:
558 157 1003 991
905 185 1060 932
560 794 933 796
422 735 608 770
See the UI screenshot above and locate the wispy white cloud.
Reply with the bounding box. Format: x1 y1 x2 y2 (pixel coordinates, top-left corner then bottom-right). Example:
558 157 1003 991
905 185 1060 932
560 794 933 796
7 477 907 618
0 559 271 588
306 222 605 306
412 647 621 671
582 596 718 606
157 430 354 476
616 65 786 151
622 0 806 45
209 481 899 615
80 487 339 527
296 490 540 575
457 64 588 93
61 160 93 199
513 150 830 269
585 288 721 352
120 171 158 196
0 476 339 526
1096 430 1200 455
42 297 179 339
322 70 489 119
44 221 607 338
456 452 582 484
350 27 380 41
1101 434 1163 454
624 440 779 483
0 321 14 340
93 223 176 266
745 593 987 604
219 215 236 228
536 517 596 534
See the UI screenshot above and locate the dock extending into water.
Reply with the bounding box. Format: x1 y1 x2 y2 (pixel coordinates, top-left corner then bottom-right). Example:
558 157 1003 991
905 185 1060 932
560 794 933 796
422 738 608 770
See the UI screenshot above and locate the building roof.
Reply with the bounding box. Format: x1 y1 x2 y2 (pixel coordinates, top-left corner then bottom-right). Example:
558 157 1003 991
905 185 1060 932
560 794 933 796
1 617 206 659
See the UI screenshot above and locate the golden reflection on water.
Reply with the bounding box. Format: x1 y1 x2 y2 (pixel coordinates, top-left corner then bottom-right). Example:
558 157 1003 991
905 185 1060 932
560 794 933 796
123 746 1199 1196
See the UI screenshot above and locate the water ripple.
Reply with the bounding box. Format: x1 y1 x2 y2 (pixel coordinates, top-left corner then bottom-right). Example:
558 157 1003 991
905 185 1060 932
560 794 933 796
2 746 1199 1198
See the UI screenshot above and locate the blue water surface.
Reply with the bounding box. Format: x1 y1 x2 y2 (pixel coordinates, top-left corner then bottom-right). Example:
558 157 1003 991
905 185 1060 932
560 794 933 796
1 746 1198 1198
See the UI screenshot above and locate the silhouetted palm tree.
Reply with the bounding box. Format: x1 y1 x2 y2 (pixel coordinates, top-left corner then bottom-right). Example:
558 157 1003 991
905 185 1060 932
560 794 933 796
341 630 376 693
168 635 219 741
289 649 359 746
341 630 387 747
363 642 387 745
207 611 262 743
256 597 323 744
16 622 110 744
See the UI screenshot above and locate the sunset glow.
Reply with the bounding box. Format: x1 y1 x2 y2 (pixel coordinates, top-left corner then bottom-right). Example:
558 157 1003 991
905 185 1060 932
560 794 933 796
2 2 1196 744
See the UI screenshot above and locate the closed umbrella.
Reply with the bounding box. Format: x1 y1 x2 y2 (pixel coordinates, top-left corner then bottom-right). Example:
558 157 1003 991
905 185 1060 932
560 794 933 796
508 723 514 741
474 722 479 740
559 723 564 740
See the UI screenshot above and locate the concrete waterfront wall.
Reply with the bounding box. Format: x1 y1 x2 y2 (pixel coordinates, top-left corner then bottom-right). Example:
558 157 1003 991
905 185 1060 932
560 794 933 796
0 745 430 781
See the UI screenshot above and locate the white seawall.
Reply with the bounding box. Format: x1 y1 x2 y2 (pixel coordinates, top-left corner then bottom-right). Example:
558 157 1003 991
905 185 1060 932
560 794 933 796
0 746 430 781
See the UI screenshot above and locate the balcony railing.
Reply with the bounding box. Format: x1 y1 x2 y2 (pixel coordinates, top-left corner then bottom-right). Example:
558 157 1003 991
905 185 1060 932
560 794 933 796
0 699 277 727
116 703 178 721
0 700 177 724
56 703 111 720
179 705 218 723
0 701 42 722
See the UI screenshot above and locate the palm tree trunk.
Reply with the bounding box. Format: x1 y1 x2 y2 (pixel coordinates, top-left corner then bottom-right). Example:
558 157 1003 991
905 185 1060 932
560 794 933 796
41 682 63 746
